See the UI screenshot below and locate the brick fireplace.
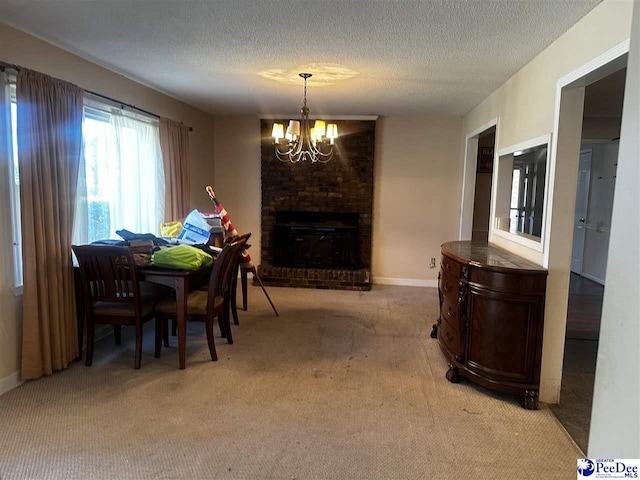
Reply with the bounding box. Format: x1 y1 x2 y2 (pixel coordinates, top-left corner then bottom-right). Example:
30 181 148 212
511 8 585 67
257 119 375 290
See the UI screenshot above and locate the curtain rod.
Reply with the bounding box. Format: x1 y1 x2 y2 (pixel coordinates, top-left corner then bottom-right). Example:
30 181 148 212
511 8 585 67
0 60 193 132
85 91 193 132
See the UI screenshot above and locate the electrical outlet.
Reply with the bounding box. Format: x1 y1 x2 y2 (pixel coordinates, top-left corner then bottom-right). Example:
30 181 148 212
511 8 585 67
429 257 436 268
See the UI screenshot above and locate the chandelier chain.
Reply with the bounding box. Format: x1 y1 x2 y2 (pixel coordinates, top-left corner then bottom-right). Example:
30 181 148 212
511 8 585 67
303 76 307 108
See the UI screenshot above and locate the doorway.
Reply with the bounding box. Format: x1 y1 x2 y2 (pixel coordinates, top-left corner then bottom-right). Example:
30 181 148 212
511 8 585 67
550 67 626 453
471 127 495 242
459 119 498 241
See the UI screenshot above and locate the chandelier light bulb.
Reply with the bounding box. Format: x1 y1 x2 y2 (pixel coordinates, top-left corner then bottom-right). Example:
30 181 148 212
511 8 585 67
314 120 326 138
271 123 284 143
289 120 300 137
326 123 338 144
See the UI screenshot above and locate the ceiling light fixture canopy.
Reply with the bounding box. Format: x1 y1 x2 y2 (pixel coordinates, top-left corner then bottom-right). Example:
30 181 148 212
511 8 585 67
272 73 338 164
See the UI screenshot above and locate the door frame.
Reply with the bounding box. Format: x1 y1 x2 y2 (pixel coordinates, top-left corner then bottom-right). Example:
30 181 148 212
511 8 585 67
459 117 499 240
543 40 629 267
539 39 629 405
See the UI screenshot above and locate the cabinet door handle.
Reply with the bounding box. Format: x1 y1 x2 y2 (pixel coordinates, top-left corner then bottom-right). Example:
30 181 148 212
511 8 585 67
443 282 451 293
445 331 454 343
447 307 455 318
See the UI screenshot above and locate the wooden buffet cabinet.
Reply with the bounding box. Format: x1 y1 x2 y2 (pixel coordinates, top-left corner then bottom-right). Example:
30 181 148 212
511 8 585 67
433 241 548 409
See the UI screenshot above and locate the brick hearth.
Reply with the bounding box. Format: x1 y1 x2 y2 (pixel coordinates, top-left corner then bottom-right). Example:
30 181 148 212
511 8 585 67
258 119 375 290
257 264 371 291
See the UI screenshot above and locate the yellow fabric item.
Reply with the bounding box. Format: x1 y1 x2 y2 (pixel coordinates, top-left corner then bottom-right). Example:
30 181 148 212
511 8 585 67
151 244 213 270
160 221 183 238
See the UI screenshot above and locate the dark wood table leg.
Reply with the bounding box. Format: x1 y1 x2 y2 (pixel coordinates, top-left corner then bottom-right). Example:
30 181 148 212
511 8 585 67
175 277 187 370
241 268 248 311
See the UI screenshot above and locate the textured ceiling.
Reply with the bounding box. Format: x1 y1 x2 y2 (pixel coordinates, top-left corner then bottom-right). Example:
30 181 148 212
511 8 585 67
0 0 601 116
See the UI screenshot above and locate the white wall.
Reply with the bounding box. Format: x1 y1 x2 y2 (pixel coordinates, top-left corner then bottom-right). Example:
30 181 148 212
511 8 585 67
372 117 463 285
588 0 639 457
460 0 634 404
0 22 215 391
212 116 262 264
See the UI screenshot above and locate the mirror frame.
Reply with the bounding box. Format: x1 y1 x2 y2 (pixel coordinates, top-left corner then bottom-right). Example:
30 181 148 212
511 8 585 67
491 133 552 253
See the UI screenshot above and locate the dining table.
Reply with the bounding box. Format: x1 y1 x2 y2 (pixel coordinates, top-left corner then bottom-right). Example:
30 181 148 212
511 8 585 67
137 264 212 369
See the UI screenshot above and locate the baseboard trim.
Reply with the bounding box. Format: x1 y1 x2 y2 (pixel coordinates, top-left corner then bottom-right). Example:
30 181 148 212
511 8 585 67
373 277 438 288
0 326 115 398
0 371 23 397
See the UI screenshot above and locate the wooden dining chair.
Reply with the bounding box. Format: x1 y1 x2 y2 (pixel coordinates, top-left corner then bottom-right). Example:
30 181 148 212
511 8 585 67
153 236 248 363
72 244 165 369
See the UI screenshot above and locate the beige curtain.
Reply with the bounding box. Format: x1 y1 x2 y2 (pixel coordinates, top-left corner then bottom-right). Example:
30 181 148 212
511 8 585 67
159 118 190 221
17 69 84 379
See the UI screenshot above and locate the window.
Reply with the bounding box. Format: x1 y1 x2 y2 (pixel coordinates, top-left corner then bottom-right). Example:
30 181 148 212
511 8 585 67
509 168 521 234
4 86 165 289
73 100 165 245
0 72 22 289
9 82 21 287
493 133 551 252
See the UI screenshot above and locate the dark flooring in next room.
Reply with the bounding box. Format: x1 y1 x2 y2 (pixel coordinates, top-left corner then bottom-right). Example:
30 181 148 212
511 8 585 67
550 273 604 453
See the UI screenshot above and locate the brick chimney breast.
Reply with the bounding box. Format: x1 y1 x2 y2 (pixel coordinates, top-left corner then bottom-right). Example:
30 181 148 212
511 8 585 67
258 119 375 290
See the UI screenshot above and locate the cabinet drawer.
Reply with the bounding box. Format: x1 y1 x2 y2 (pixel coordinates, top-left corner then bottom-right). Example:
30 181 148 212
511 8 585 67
439 269 461 329
468 267 547 295
441 255 461 277
439 316 462 359
439 269 459 300
441 295 460 330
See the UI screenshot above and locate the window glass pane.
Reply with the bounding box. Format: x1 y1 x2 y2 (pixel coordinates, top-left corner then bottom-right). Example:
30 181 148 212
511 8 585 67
73 102 164 245
9 82 22 287
509 169 520 234
82 114 115 242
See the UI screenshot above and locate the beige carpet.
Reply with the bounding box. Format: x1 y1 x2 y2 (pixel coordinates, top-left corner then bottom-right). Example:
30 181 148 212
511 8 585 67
0 285 581 479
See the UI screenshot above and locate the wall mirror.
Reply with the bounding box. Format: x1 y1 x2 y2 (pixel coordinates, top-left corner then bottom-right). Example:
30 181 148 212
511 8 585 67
493 134 552 250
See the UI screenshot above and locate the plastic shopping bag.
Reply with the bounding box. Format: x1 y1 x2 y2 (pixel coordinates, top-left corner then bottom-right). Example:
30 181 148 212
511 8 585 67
176 209 211 244
151 244 213 270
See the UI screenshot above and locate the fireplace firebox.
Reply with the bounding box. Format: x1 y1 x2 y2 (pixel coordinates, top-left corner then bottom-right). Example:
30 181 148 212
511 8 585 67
273 211 359 269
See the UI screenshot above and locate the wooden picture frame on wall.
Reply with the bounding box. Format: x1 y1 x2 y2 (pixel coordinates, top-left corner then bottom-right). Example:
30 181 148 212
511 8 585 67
477 146 494 173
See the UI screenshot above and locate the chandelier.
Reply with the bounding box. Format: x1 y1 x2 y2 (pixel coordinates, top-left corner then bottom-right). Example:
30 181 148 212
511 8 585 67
271 73 338 164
